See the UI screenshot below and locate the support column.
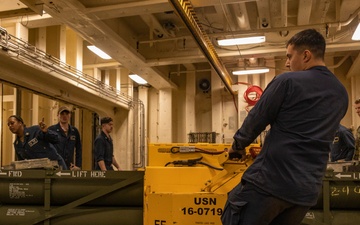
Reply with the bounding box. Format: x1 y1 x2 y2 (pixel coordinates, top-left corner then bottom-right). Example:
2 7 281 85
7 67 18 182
158 88 172 142
116 68 121 91
104 70 110 85
76 33 83 71
35 27 56 126
37 27 47 51
93 68 101 81
59 25 66 63
15 22 28 41
138 86 149 166
114 68 134 170
32 95 39 125
185 71 196 143
148 89 159 143
211 70 222 143
2 89 17 164
32 27 46 125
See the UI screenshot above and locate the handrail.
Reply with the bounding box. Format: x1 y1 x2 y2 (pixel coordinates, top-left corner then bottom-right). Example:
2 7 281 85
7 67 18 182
0 26 133 107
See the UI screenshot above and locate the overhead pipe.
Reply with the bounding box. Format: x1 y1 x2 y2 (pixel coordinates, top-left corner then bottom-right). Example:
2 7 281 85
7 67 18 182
327 6 360 29
133 99 146 168
168 0 235 96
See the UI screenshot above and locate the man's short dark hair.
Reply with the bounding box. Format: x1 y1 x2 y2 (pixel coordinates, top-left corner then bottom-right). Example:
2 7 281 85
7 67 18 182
101 117 113 125
355 99 360 104
286 29 326 60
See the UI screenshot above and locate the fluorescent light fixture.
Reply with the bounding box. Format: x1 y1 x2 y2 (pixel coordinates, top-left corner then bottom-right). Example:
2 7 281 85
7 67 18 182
87 45 111 59
233 68 269 75
352 23 360 40
218 36 265 46
129 74 147 84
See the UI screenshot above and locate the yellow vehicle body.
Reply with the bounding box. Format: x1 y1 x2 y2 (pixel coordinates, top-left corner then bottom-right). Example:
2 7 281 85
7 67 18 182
144 143 259 225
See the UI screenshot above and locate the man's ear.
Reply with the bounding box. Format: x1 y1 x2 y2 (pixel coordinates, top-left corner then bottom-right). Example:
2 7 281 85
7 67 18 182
303 50 311 62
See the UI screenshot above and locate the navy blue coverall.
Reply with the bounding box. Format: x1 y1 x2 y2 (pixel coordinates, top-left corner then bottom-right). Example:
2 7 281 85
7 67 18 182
222 66 348 225
13 125 67 170
94 131 114 170
330 124 355 161
48 123 82 169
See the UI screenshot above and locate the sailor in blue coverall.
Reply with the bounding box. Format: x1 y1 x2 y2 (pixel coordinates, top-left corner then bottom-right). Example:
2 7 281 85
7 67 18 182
221 29 348 225
48 106 82 170
330 124 355 162
7 115 67 170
